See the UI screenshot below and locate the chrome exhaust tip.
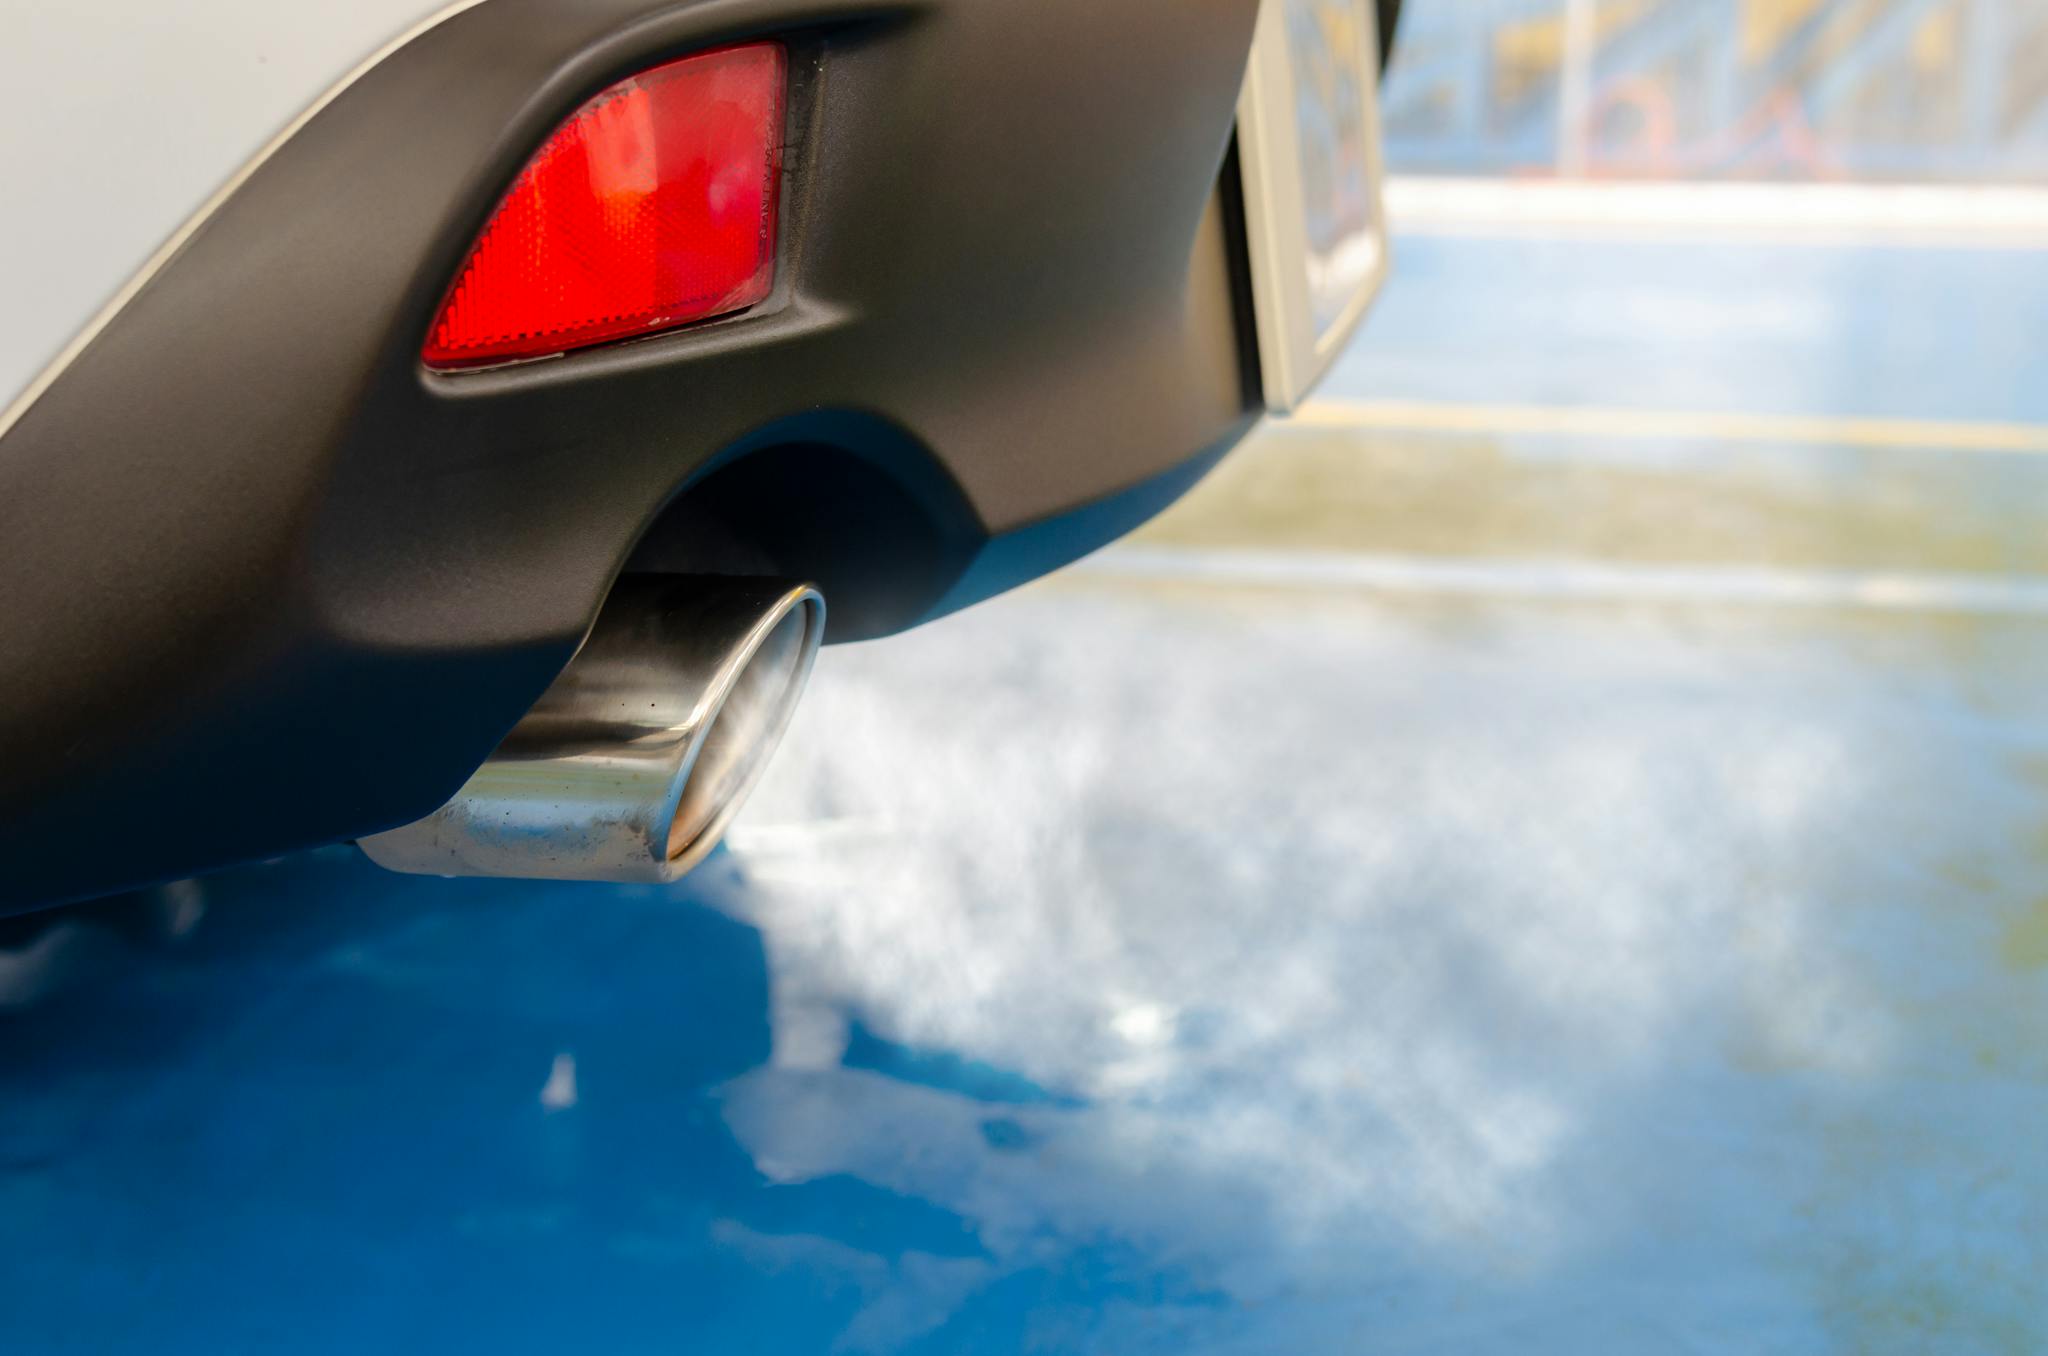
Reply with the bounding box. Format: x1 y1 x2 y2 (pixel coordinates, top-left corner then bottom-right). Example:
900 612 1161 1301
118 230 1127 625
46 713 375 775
360 576 824 884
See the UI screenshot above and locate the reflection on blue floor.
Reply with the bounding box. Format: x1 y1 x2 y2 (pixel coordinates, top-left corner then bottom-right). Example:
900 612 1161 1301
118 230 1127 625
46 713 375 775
0 857 1004 1352
0 851 1238 1352
4 863 781 1351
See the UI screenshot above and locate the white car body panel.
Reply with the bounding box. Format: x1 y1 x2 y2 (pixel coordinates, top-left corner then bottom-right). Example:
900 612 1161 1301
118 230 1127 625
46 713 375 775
0 0 458 413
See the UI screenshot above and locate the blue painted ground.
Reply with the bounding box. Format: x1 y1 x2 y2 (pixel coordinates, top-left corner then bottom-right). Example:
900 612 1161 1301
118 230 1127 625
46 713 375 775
6 223 2048 1352
1329 233 2048 422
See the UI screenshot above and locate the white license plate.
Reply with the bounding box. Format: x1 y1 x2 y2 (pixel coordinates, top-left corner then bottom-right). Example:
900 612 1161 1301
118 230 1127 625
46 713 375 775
1235 0 1389 412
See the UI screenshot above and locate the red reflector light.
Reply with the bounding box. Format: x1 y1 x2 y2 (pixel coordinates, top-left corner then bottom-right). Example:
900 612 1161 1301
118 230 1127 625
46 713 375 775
423 43 786 368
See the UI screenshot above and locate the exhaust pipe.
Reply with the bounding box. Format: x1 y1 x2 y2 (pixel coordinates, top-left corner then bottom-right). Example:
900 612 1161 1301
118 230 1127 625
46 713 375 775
360 576 823 883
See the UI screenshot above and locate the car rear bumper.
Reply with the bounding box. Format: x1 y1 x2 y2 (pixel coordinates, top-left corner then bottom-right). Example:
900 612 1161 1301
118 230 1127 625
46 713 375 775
0 0 1264 909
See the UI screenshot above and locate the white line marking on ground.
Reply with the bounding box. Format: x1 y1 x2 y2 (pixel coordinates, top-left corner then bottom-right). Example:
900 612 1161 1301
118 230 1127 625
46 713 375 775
1286 397 2048 455
1079 546 2048 617
1384 176 2048 250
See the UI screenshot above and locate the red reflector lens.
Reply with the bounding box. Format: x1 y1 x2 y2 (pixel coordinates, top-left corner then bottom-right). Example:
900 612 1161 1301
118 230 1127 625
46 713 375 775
424 43 785 368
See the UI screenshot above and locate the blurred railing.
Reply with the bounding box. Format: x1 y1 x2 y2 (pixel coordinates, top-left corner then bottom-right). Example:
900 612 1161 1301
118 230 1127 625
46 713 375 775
1382 0 2048 181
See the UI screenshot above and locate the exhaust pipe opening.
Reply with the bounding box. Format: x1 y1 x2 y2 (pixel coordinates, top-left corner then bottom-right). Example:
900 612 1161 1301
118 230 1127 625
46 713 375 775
360 576 823 884
664 593 813 870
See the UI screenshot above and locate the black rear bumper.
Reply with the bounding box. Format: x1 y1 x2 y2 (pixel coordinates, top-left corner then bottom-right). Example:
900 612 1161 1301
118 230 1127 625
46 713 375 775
0 0 1265 910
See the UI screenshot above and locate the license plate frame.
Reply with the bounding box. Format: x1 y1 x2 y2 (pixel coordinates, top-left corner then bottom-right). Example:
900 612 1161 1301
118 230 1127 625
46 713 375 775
1235 0 1390 412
